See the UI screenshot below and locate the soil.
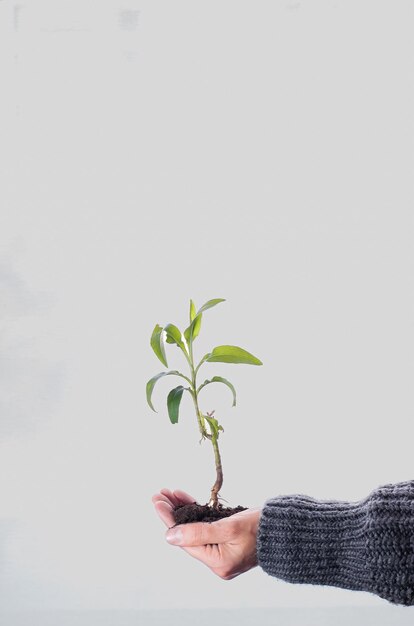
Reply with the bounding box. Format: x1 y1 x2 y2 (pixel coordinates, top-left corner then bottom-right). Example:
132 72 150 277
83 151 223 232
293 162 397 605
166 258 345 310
173 502 247 525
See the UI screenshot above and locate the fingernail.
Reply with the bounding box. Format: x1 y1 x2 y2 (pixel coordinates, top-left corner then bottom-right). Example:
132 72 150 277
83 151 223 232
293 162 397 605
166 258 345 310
166 528 183 545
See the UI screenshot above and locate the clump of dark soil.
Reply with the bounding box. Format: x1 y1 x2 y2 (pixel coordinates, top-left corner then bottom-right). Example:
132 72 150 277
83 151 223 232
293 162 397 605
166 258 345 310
173 502 247 525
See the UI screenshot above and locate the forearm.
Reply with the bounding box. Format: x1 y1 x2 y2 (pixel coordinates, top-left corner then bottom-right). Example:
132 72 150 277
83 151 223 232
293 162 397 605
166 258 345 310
257 479 414 606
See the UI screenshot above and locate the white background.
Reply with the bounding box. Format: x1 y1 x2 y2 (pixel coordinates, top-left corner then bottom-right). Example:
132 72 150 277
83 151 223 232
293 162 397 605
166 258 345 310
0 0 413 621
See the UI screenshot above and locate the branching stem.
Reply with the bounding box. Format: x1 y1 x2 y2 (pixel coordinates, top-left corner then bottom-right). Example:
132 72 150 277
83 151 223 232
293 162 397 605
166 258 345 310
188 340 223 509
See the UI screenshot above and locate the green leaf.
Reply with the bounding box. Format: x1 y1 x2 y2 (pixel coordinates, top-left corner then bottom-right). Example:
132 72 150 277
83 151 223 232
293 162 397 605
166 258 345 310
167 386 185 424
184 313 202 344
189 300 196 322
204 415 224 439
184 299 224 345
206 345 263 365
197 298 225 315
164 323 185 349
150 324 168 367
146 370 187 412
198 376 237 406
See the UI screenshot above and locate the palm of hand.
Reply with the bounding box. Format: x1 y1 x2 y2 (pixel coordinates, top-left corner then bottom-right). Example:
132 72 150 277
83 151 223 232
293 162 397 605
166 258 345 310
152 488 261 580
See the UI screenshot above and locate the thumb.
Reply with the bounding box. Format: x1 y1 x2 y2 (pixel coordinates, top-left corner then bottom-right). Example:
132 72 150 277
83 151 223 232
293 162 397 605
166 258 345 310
166 520 229 547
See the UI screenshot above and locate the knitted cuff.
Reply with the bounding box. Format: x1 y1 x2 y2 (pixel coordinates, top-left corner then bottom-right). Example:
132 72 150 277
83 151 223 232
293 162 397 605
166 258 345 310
257 480 414 606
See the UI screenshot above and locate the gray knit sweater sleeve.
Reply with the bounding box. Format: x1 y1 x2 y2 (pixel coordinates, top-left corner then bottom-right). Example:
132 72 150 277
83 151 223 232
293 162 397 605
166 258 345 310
256 479 414 606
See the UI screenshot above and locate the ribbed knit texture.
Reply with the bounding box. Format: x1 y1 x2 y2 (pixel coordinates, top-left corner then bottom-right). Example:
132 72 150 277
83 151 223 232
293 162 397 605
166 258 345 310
257 479 414 606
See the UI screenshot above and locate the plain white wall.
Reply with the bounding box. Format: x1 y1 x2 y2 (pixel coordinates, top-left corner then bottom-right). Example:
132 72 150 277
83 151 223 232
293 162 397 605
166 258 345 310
0 0 413 613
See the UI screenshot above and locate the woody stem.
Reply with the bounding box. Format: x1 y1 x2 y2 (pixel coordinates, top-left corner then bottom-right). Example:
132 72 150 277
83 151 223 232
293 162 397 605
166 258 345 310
188 341 223 509
208 434 223 509
189 387 223 509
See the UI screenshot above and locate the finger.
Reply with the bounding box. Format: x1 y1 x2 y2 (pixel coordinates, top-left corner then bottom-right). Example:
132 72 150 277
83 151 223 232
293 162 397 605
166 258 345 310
152 493 174 506
154 500 176 528
166 519 234 547
152 491 196 525
160 488 181 507
172 489 197 505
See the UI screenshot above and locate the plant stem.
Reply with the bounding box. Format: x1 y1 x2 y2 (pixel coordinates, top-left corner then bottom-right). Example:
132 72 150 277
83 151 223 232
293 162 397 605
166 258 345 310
207 431 223 508
188 340 223 509
190 388 209 440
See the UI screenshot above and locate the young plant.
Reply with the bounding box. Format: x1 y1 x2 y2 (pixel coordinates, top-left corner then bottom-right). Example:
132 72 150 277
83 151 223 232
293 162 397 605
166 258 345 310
146 298 262 512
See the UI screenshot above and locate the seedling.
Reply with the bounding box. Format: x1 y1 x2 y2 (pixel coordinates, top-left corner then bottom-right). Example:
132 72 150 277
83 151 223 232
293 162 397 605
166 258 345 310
146 298 262 521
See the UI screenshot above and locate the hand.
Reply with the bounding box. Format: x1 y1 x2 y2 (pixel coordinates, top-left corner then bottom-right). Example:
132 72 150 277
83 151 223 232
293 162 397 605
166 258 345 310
152 488 262 580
